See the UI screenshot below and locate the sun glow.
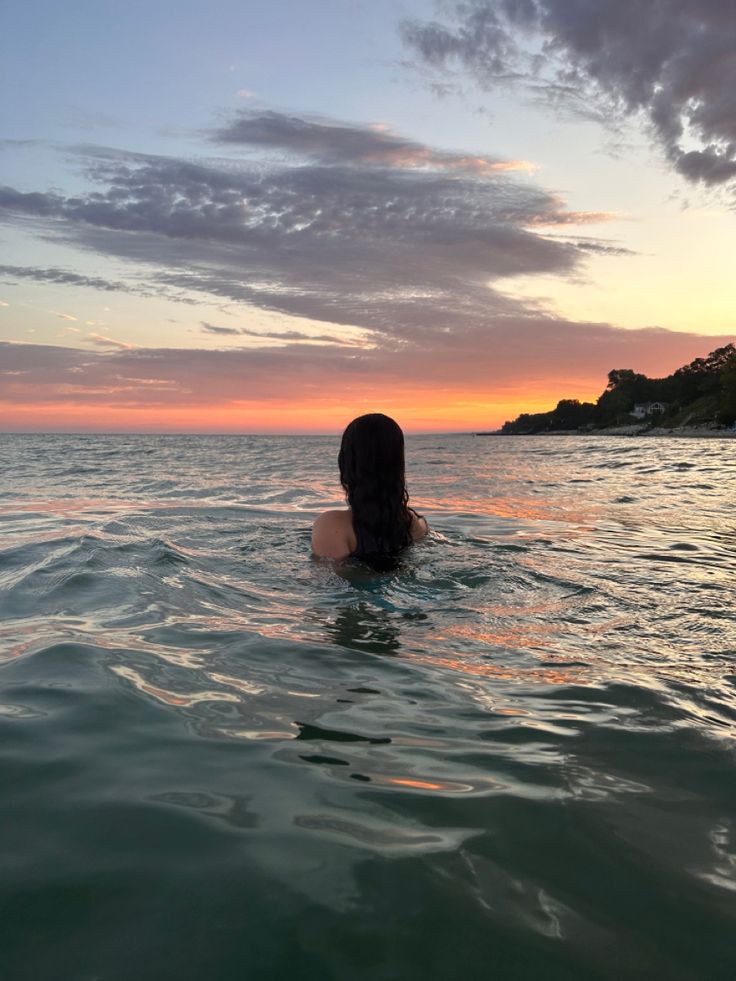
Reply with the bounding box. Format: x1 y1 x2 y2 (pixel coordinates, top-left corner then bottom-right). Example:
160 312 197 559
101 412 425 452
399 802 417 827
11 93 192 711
0 381 601 433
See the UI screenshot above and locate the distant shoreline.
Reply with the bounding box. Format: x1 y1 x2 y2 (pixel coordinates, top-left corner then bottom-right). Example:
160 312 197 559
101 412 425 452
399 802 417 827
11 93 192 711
476 426 736 439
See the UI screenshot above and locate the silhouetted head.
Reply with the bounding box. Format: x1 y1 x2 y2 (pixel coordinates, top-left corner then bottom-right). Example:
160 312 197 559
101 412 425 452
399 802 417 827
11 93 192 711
338 413 411 563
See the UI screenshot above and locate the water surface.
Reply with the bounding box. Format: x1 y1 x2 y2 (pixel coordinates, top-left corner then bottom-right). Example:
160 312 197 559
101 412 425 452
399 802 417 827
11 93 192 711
1 433 734 980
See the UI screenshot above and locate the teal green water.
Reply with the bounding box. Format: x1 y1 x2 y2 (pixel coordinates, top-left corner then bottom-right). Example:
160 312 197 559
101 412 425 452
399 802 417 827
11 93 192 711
1 433 734 980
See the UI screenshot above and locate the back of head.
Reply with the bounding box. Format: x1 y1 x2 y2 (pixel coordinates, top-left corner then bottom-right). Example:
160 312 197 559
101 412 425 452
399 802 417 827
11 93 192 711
338 413 411 563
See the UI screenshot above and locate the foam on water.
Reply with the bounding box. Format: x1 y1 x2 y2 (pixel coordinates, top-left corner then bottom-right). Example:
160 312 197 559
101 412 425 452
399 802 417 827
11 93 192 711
1 433 735 980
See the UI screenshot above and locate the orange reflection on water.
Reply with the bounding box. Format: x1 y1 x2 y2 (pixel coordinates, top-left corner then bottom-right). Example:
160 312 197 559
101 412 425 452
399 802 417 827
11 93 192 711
208 671 265 696
485 498 565 521
111 665 240 706
387 777 446 790
418 495 558 521
408 651 590 686
481 599 580 617
435 620 558 651
370 774 474 793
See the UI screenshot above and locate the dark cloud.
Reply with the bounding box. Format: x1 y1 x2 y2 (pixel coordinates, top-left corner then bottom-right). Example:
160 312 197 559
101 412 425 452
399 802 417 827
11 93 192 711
0 132 615 341
0 186 64 217
2 157 585 266
401 1 736 186
212 109 530 176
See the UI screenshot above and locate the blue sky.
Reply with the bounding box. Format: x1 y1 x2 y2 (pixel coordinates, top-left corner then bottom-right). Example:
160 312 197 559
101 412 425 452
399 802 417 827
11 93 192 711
1 0 734 431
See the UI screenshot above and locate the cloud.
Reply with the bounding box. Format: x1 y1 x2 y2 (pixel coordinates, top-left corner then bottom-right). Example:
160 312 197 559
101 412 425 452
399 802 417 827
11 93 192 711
559 238 635 257
0 300 9 307
53 311 78 321
236 327 365 346
86 332 135 349
0 323 729 420
0 133 614 347
401 0 736 186
200 322 241 336
0 263 129 292
0 107 690 429
0 139 43 150
0 263 203 306
0 120 620 349
200 321 368 345
212 108 534 175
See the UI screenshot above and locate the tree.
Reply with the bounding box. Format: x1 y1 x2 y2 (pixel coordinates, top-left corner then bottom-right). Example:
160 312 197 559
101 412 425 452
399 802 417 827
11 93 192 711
597 368 653 422
499 344 736 433
717 351 736 426
674 344 736 402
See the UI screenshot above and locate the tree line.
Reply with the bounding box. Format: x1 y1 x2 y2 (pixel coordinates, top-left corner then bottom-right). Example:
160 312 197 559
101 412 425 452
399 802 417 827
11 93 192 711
500 344 736 434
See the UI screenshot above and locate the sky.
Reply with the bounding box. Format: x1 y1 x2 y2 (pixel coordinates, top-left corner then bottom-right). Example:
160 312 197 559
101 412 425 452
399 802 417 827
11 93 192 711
1 0 734 433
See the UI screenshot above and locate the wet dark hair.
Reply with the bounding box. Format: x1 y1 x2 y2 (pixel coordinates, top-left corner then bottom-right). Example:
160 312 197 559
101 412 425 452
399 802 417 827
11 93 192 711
338 413 413 565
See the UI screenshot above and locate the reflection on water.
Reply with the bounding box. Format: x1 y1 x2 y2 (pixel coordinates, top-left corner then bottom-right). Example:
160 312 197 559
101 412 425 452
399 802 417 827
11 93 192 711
323 602 405 656
1 433 735 981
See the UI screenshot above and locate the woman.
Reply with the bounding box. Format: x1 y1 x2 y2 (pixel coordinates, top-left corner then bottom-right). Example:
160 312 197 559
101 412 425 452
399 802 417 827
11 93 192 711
312 413 428 564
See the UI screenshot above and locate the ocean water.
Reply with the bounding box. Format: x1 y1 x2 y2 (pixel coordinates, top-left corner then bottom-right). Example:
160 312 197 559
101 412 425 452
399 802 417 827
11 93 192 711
0 432 734 981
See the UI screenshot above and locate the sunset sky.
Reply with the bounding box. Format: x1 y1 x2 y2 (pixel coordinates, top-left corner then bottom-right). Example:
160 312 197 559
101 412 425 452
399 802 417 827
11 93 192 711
1 0 735 432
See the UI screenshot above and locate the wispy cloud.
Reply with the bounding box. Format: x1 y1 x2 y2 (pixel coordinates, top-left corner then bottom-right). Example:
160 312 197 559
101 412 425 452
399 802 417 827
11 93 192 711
0 264 128 292
0 123 608 349
212 108 534 175
0 263 202 305
200 321 368 346
86 332 135 349
200 322 241 336
401 0 736 187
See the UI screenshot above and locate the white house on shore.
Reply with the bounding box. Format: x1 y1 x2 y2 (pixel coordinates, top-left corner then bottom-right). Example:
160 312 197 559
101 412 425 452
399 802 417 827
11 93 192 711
631 402 667 419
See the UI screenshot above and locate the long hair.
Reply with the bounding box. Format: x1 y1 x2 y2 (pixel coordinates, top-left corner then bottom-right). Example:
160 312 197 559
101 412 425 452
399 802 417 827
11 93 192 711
338 414 413 563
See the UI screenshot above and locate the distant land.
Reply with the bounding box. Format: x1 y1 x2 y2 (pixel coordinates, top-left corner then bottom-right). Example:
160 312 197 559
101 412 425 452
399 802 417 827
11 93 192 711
493 344 736 436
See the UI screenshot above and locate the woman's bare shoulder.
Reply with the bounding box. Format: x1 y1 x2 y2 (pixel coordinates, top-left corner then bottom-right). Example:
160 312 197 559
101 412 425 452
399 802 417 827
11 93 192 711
312 509 356 559
409 508 429 542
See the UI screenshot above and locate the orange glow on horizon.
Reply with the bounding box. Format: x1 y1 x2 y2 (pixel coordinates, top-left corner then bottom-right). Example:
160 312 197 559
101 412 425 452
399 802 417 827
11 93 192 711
0 384 600 433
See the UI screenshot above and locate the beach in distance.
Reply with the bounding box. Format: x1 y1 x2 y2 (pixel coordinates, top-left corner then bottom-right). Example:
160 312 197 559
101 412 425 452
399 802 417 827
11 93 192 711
1 432 735 981
484 425 736 437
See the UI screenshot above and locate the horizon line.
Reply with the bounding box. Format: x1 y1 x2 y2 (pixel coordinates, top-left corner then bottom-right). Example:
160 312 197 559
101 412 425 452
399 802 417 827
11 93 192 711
0 429 490 437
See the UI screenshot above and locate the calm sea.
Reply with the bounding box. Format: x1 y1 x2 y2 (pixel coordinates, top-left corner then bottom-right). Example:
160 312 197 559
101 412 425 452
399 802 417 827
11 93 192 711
1 433 734 980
